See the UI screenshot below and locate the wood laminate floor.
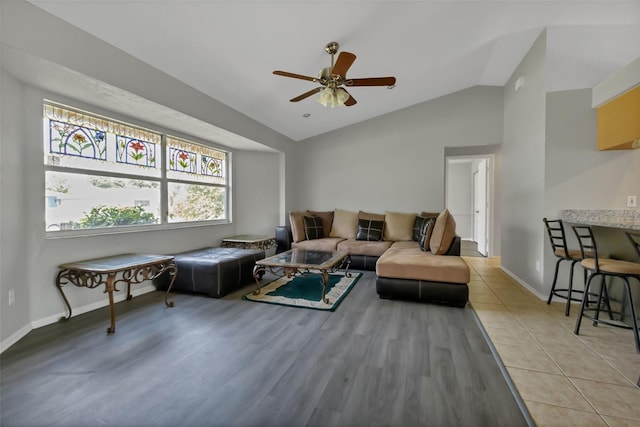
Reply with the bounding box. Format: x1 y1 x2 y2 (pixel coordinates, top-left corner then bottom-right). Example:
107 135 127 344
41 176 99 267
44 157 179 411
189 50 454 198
0 271 529 427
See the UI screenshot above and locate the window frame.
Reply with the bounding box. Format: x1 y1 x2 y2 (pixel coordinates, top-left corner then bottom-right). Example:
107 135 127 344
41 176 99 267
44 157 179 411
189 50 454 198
43 102 231 238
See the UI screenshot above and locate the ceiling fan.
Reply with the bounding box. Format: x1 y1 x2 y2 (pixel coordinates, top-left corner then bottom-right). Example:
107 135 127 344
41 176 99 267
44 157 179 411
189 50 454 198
273 42 397 107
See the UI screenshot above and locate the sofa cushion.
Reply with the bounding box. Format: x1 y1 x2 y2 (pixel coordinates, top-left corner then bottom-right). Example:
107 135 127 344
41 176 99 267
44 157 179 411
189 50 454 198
337 239 393 257
329 209 358 239
308 210 334 237
303 216 324 240
356 219 384 241
419 217 436 251
383 211 416 241
289 210 309 243
390 241 420 250
430 209 457 255
377 248 470 284
292 237 345 252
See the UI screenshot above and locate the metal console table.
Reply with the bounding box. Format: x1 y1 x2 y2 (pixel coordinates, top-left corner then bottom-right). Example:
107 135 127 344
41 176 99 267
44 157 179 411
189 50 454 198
56 253 178 334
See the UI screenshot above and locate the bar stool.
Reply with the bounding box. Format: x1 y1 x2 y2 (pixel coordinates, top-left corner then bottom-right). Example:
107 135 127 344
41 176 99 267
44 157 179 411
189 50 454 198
572 225 640 353
543 218 590 316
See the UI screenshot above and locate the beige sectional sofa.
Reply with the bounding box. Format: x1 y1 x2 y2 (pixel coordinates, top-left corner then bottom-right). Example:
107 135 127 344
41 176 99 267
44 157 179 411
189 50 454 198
275 208 470 307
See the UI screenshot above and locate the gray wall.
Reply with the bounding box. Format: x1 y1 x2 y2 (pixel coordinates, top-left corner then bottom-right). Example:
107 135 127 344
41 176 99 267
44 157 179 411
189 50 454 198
543 88 640 293
545 89 640 212
293 86 504 215
0 70 31 343
0 0 294 350
234 150 282 235
501 31 547 294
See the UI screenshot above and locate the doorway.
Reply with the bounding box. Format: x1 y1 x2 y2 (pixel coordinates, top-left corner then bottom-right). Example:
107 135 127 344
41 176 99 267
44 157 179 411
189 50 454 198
445 155 493 257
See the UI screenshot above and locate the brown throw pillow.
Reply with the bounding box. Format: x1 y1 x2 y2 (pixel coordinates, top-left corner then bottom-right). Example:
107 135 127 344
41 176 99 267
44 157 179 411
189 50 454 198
303 216 324 240
421 211 440 220
430 209 457 254
358 211 385 222
289 210 309 243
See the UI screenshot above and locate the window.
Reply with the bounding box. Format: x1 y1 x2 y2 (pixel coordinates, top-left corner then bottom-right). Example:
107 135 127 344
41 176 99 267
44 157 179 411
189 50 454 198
166 137 227 223
43 103 229 233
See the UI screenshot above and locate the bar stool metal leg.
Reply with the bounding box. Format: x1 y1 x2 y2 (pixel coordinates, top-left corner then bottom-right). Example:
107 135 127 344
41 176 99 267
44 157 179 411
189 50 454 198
622 277 640 353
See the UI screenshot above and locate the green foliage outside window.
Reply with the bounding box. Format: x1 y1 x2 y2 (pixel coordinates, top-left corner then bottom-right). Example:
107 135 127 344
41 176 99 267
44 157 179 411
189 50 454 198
170 185 225 221
77 205 157 228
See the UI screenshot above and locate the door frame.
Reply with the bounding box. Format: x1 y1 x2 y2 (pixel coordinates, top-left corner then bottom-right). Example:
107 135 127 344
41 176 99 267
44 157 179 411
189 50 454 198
445 154 494 257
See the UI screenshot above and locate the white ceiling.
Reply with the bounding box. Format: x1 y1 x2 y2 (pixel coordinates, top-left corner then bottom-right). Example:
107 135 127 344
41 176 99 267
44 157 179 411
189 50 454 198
27 0 640 142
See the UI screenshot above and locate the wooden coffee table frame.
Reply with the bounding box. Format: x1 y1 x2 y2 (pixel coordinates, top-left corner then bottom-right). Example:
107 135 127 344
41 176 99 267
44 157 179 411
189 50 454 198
252 249 351 304
56 253 178 334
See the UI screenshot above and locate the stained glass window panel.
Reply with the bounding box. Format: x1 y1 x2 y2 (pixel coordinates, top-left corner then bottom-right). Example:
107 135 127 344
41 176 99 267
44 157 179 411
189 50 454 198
166 136 227 185
202 155 224 178
44 105 161 178
49 120 107 160
168 147 197 174
116 136 157 168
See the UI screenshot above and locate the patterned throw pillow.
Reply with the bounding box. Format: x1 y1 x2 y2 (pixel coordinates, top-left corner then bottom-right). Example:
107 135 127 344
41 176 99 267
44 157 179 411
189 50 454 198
419 218 436 251
413 216 429 241
303 216 324 240
356 219 384 241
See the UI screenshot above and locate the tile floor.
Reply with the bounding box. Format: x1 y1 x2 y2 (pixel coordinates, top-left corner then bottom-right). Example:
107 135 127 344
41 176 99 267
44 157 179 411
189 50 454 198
464 255 640 427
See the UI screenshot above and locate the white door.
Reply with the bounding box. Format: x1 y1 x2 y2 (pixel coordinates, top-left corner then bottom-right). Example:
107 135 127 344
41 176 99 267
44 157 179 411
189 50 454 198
473 159 488 256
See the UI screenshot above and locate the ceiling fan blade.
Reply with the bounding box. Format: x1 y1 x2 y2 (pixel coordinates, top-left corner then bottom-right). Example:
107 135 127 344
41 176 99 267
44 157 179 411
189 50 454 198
342 89 357 106
290 87 322 102
273 70 318 83
331 52 356 78
346 77 396 87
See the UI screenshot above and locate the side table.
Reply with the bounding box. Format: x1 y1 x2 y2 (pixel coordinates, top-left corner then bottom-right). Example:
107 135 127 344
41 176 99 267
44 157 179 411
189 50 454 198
221 234 277 251
56 253 177 334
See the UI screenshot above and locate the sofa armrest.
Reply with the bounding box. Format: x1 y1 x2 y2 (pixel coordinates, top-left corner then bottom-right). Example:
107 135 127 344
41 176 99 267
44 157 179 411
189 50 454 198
445 235 461 256
275 226 292 254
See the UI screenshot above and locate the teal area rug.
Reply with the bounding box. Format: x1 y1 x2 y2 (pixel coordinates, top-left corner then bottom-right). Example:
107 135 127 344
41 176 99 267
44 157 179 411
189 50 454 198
243 272 361 311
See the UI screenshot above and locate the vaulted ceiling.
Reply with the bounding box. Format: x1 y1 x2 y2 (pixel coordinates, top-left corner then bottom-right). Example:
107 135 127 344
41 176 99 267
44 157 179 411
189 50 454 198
27 1 640 142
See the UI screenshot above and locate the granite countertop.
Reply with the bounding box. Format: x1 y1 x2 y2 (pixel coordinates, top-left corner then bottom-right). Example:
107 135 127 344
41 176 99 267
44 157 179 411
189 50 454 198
561 209 640 230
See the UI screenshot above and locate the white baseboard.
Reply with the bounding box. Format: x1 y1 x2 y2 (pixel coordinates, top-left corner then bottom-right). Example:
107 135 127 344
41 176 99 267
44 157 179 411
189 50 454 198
499 266 547 301
0 324 33 354
1 285 157 354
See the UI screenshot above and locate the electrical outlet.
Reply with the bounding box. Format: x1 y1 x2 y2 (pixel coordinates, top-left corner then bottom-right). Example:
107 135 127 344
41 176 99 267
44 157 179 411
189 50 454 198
628 195 637 208
8 289 15 306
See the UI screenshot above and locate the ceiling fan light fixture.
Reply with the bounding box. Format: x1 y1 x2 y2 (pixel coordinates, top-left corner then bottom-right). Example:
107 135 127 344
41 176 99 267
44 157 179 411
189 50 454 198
317 87 349 107
335 88 349 105
317 87 333 107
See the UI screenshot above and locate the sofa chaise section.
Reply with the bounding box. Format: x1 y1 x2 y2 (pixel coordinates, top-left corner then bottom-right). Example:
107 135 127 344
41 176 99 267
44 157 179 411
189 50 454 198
375 240 469 307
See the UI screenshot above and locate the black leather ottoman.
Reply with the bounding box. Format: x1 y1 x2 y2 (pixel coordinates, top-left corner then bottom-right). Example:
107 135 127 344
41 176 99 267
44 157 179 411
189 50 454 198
153 247 265 298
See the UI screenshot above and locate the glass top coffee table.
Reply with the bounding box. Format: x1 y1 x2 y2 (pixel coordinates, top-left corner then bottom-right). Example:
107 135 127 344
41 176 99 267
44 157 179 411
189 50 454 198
252 249 351 304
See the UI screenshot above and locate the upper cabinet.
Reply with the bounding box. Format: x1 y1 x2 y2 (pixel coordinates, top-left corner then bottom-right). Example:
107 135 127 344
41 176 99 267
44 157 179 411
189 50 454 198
597 85 640 150
592 58 640 151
